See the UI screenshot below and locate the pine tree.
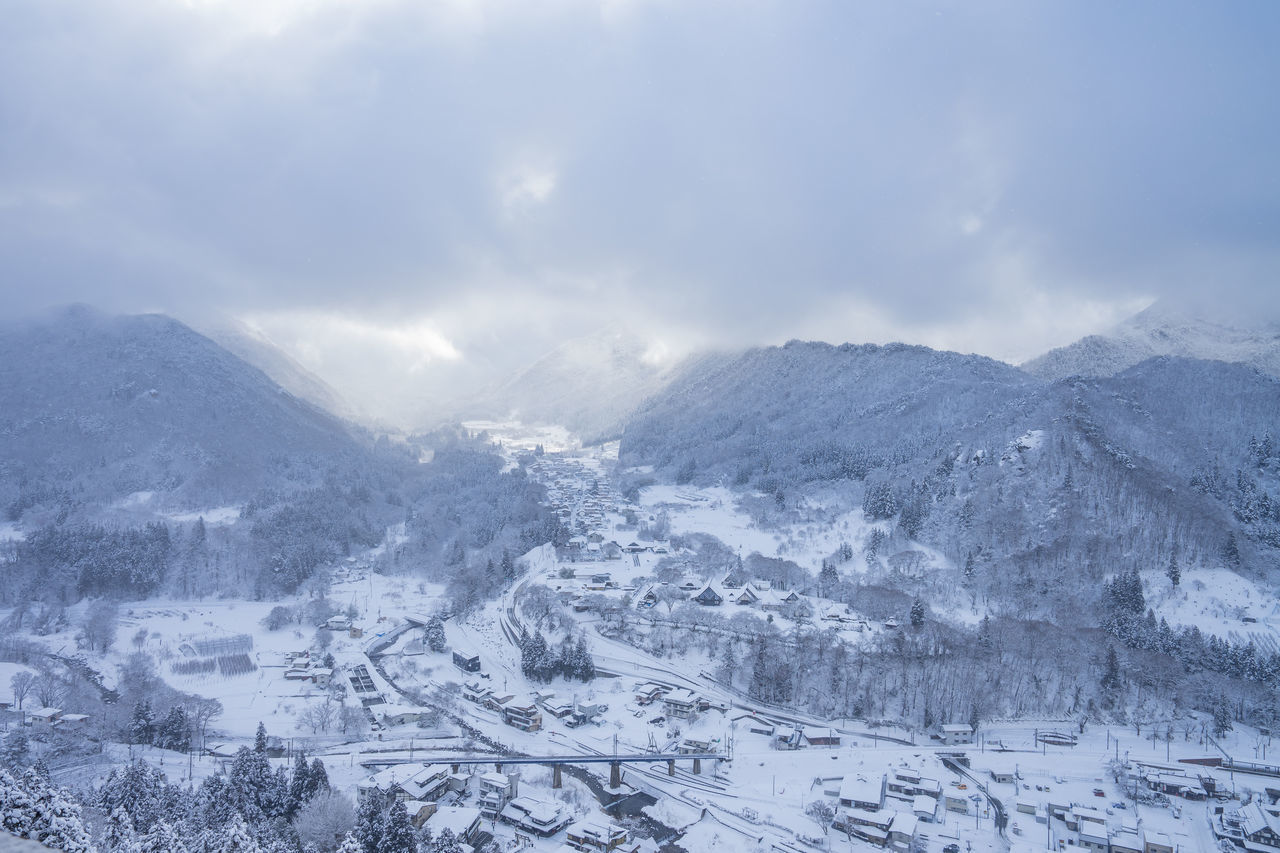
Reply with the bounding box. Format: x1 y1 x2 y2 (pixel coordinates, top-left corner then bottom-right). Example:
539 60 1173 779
140 820 188 853
157 706 190 752
1101 646 1121 692
216 813 262 853
910 598 926 631
818 560 839 597
307 759 329 799
335 833 363 853
129 700 155 746
354 789 387 853
962 552 976 588
287 753 310 816
1166 551 1181 587
431 828 465 853
501 550 516 583
378 800 416 853
104 805 140 853
254 722 268 753
1223 533 1241 567
425 616 448 653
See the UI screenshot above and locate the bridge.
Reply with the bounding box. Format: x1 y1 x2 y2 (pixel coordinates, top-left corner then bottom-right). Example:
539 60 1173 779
362 751 724 788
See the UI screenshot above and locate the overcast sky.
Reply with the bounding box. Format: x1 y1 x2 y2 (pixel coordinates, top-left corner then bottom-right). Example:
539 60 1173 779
3 0 1278 422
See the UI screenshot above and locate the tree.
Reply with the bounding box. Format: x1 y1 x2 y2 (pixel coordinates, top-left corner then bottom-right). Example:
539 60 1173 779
129 701 156 746
157 706 190 752
140 821 187 853
255 722 269 753
79 600 118 652
1223 533 1241 567
104 805 140 853
818 560 839 597
1166 551 1181 587
1213 694 1234 738
378 800 415 853
910 598 926 631
430 828 465 853
0 731 30 769
1101 646 1122 693
335 833 362 853
10 671 34 711
354 788 387 853
293 791 355 852
424 616 447 653
216 813 262 853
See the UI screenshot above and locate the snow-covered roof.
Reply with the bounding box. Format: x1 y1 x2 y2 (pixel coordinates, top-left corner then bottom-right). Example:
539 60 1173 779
838 775 882 805
425 805 480 839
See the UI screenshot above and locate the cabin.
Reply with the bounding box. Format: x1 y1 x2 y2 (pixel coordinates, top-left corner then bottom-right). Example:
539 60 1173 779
27 707 62 726
452 649 481 673
358 764 451 804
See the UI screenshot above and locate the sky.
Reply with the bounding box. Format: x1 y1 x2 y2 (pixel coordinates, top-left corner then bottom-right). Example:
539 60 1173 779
2 0 1278 424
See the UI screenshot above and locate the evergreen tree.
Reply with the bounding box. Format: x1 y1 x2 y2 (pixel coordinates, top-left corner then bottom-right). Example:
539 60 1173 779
1101 646 1121 692
157 706 190 752
354 789 387 853
1223 533 1241 567
431 828 465 853
500 549 516 583
129 701 156 746
216 813 262 853
1166 551 1181 587
335 833 362 853
254 722 269 753
425 616 448 653
140 821 187 853
818 560 839 597
377 800 416 853
1213 694 1234 737
104 805 140 853
307 759 329 799
962 552 977 588
910 598 926 630
572 634 595 681
287 753 310 817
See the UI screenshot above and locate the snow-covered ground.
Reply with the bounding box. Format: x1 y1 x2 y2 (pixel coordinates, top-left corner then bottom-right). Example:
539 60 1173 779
1147 567 1280 652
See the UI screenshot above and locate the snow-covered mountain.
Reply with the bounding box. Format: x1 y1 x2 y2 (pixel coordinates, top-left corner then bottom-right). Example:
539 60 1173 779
455 325 711 441
0 306 383 520
192 315 362 423
1023 302 1280 380
619 340 1280 621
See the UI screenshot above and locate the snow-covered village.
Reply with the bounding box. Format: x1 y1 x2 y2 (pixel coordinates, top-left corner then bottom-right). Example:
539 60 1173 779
4 3 1280 852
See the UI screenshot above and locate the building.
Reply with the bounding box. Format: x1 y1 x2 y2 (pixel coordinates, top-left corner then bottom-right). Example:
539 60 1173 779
634 683 666 705
26 708 62 726
502 696 543 731
692 584 723 606
423 806 482 847
803 727 841 747
358 764 451 803
731 713 776 736
913 795 938 822
1143 830 1174 853
838 775 886 811
499 796 572 837
478 771 518 818
565 819 630 851
833 808 894 848
452 649 481 672
662 689 699 720
940 723 974 745
887 813 918 852
1225 802 1280 852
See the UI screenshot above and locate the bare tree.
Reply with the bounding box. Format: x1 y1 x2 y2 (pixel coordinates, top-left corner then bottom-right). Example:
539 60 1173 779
9 671 34 711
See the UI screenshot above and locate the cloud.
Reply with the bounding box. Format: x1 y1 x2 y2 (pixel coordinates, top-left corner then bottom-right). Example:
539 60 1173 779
1 0 1277 422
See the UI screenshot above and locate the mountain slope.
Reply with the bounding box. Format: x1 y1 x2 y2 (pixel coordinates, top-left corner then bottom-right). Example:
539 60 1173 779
0 306 375 519
618 342 1280 620
1023 302 1280 380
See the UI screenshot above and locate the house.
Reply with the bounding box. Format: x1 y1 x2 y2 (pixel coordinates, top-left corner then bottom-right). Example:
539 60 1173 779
913 795 938 822
56 713 90 728
728 586 759 606
27 707 62 726
499 796 572 837
540 696 575 719
1143 830 1174 853
452 649 481 673
1077 823 1109 853
379 704 426 727
944 794 970 814
731 713 776 736
887 813 918 852
940 723 975 745
1109 829 1144 853
833 808 894 848
634 585 659 609
679 738 713 755
887 769 940 799
310 667 333 688
662 689 699 720
759 589 802 613
838 775 886 811
423 806 482 847
565 819 630 851
324 616 352 631
692 584 723 606
502 696 542 731
478 771 518 818
462 680 493 705
402 800 435 829
803 727 841 747
634 683 666 705
359 764 451 803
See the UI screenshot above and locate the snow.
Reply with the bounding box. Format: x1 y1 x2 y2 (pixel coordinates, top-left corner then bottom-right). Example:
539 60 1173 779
164 505 242 526
1147 567 1280 652
0 520 23 542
